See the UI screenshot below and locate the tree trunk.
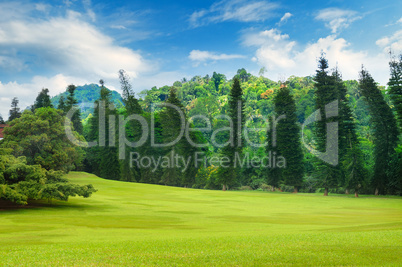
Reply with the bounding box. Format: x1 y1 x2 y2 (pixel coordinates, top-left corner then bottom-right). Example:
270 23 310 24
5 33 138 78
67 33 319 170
272 186 275 192
375 188 379 196
293 187 298 193
354 189 359 198
222 184 226 191
345 189 350 194
324 187 329 196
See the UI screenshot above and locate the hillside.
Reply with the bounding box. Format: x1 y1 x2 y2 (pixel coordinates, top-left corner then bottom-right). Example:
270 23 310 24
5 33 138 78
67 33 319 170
51 84 123 119
0 172 401 265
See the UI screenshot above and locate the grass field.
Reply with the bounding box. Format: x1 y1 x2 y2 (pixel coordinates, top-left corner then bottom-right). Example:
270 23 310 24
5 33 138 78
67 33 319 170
0 172 401 266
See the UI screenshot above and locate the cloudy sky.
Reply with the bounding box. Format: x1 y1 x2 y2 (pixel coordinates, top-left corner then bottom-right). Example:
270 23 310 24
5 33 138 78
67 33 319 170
0 0 401 119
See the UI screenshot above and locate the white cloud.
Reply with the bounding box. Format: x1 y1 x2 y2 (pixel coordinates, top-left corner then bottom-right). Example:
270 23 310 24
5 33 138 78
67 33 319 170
0 2 156 119
243 28 390 85
279 12 292 23
82 0 96 22
0 7 151 81
189 0 279 27
110 25 127 30
315 8 361 33
376 30 402 52
0 74 90 119
397 17 402 24
35 3 50 13
189 50 245 64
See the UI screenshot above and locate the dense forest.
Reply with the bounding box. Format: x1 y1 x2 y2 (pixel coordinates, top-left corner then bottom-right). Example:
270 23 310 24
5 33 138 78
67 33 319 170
1 54 402 204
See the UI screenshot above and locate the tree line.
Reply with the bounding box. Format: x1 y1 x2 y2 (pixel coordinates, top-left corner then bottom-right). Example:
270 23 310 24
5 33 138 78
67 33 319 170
1 54 402 201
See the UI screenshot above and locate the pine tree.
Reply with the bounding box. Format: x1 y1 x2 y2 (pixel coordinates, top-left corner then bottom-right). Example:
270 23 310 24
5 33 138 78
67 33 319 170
217 78 245 190
266 116 282 191
333 69 366 196
58 96 66 114
87 80 121 180
33 88 53 110
159 88 187 186
388 54 402 131
118 69 143 182
0 114 5 124
273 85 304 193
387 54 402 196
9 97 21 122
359 67 399 195
312 56 341 196
66 84 83 135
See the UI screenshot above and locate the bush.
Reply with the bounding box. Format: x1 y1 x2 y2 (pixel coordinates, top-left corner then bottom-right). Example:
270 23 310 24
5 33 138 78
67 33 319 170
238 186 253 191
0 149 96 205
258 183 274 191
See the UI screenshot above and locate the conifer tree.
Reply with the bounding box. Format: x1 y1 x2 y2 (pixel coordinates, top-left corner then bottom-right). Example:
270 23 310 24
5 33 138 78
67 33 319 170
118 69 143 182
217 78 245 190
159 88 187 186
333 69 366 196
359 68 398 195
387 54 402 195
388 54 402 131
266 116 281 191
66 84 83 135
0 114 5 124
273 85 304 193
33 88 53 110
87 80 120 180
312 56 341 196
9 97 21 122
58 96 66 114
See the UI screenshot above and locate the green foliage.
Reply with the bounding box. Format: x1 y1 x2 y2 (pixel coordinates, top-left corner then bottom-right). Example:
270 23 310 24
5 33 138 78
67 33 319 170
217 78 245 190
388 54 402 131
312 56 342 193
2 108 85 172
85 81 121 180
51 84 123 120
359 68 399 195
64 84 83 135
273 86 304 191
33 88 53 111
8 97 21 122
0 151 95 205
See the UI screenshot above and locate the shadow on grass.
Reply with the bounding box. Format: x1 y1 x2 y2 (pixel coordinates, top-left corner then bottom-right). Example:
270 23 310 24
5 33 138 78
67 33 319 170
0 199 111 213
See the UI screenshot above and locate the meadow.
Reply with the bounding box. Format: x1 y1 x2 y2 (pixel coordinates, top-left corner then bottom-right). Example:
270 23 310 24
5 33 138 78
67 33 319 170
0 172 401 266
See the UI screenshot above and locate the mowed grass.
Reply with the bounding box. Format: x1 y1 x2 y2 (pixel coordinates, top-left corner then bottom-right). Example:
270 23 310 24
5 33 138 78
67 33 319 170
0 172 401 266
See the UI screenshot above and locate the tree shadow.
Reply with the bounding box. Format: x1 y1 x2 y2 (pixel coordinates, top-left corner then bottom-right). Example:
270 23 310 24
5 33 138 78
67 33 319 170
0 199 111 213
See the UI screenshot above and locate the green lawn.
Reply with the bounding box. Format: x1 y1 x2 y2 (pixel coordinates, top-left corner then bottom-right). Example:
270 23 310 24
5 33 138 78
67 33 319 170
1 172 401 266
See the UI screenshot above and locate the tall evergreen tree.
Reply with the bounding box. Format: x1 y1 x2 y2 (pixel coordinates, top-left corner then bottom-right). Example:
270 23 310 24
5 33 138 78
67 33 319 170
266 116 282 190
388 54 402 131
118 69 143 182
273 85 304 193
33 88 53 110
388 54 402 195
333 69 366 196
0 114 5 124
9 97 21 122
58 95 66 114
217 78 245 190
87 80 121 180
66 84 83 135
159 88 187 186
359 68 399 195
312 56 341 196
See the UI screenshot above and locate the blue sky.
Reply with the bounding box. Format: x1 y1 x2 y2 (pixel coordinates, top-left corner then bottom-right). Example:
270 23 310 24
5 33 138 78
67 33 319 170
0 0 401 118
